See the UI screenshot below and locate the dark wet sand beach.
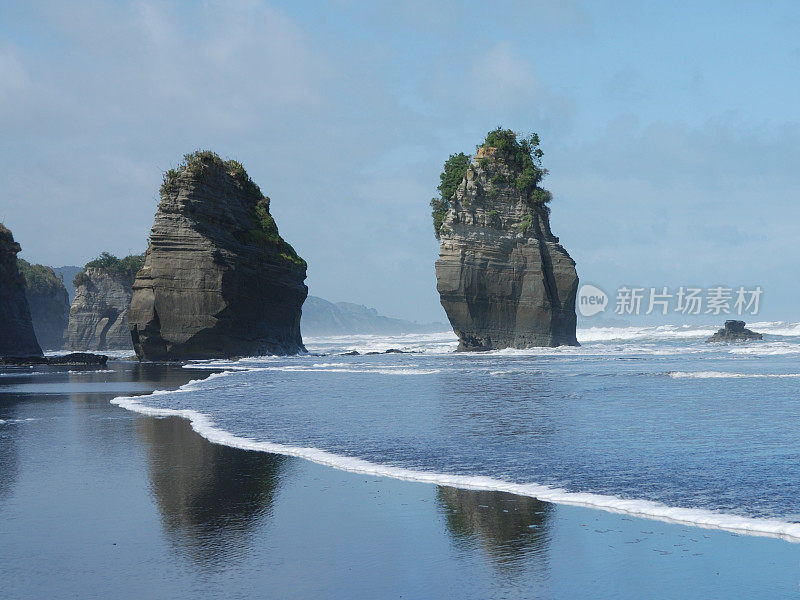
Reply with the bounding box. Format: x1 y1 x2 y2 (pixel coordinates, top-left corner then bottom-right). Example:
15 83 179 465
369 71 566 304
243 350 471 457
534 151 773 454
1 363 798 599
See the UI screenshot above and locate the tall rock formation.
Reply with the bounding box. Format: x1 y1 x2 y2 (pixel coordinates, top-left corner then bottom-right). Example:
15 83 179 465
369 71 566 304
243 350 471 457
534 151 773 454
66 253 144 351
17 259 70 350
128 151 307 360
0 224 43 358
432 128 578 350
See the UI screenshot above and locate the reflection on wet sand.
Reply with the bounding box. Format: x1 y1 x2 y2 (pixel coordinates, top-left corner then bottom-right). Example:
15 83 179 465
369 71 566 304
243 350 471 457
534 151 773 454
0 375 29 504
68 363 209 452
137 415 287 567
0 420 18 502
437 486 551 566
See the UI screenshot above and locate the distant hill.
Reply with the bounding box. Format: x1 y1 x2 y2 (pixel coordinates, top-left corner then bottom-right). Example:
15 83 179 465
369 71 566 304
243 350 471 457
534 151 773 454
52 266 82 301
301 296 446 336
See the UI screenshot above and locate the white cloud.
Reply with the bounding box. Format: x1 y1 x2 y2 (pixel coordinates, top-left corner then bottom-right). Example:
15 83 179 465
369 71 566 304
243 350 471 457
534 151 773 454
469 43 542 109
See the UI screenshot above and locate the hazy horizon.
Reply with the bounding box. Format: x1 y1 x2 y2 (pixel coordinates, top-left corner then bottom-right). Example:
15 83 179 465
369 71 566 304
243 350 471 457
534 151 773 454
3 1 799 324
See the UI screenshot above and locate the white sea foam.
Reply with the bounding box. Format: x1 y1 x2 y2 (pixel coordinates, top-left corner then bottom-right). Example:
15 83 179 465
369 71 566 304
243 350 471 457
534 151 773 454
169 323 800 363
748 321 800 337
0 418 37 425
476 343 713 358
669 371 800 379
67 369 115 374
0 371 49 378
727 343 800 356
180 322 800 361
303 331 459 355
110 374 800 543
261 365 440 375
577 324 717 343
488 368 544 376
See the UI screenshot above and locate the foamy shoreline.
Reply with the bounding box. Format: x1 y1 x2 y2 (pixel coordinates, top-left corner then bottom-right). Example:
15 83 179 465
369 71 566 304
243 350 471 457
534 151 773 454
111 364 800 544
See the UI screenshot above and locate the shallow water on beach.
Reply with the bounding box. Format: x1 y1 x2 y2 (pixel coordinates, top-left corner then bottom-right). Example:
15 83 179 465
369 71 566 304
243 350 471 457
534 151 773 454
106 322 800 538
1 363 799 599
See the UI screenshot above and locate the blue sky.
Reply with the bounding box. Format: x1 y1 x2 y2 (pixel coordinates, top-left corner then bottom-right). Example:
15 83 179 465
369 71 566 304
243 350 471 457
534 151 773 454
1 1 799 322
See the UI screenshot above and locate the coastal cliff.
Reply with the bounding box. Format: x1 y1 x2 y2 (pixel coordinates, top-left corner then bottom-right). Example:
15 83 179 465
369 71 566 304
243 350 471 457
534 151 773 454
66 253 144 351
0 224 43 358
17 259 69 350
128 151 307 360
433 128 578 350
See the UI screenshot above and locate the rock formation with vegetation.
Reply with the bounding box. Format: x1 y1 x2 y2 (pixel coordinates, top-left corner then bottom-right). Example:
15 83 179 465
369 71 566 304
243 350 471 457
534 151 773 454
17 259 70 350
0 223 43 358
66 252 144 351
128 151 307 360
432 128 579 350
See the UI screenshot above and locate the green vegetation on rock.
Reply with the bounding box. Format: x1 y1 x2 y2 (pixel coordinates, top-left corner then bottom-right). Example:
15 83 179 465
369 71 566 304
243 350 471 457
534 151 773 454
0 222 13 244
431 128 554 239
431 152 471 239
17 259 64 295
234 196 306 268
161 150 263 200
162 150 305 268
480 127 548 198
74 252 145 287
519 214 534 234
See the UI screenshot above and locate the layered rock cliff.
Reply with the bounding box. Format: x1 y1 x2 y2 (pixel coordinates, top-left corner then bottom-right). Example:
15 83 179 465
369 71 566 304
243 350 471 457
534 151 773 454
17 259 69 350
0 224 43 358
66 253 144 351
129 151 308 360
433 128 578 350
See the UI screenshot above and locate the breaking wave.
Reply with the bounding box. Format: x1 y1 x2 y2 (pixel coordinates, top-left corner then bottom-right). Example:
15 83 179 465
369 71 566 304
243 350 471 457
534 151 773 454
668 371 800 379
111 367 800 543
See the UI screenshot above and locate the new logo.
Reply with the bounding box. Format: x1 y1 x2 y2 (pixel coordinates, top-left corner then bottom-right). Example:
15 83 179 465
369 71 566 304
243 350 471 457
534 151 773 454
578 284 608 317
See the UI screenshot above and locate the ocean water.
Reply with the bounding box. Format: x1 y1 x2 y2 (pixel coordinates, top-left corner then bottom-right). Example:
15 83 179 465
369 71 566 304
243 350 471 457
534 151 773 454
112 322 800 540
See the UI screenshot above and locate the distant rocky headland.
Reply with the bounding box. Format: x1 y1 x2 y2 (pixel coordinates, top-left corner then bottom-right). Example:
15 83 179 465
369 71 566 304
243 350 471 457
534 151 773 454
301 296 446 336
128 151 308 360
433 128 579 351
66 252 144 351
52 266 83 301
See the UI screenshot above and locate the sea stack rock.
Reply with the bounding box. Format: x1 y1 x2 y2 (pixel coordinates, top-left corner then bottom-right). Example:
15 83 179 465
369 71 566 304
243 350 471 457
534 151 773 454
432 128 578 351
128 151 307 360
705 320 763 343
17 259 70 350
0 224 43 358
66 253 144 351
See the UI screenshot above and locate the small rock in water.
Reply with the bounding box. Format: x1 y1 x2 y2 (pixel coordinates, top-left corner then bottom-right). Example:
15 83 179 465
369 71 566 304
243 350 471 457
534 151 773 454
340 350 360 356
49 352 109 366
0 352 108 366
705 320 763 343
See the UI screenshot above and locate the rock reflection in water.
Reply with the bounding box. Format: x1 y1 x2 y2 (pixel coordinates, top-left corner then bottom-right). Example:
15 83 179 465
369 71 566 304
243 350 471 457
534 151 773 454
437 486 551 566
0 419 18 502
137 415 287 567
